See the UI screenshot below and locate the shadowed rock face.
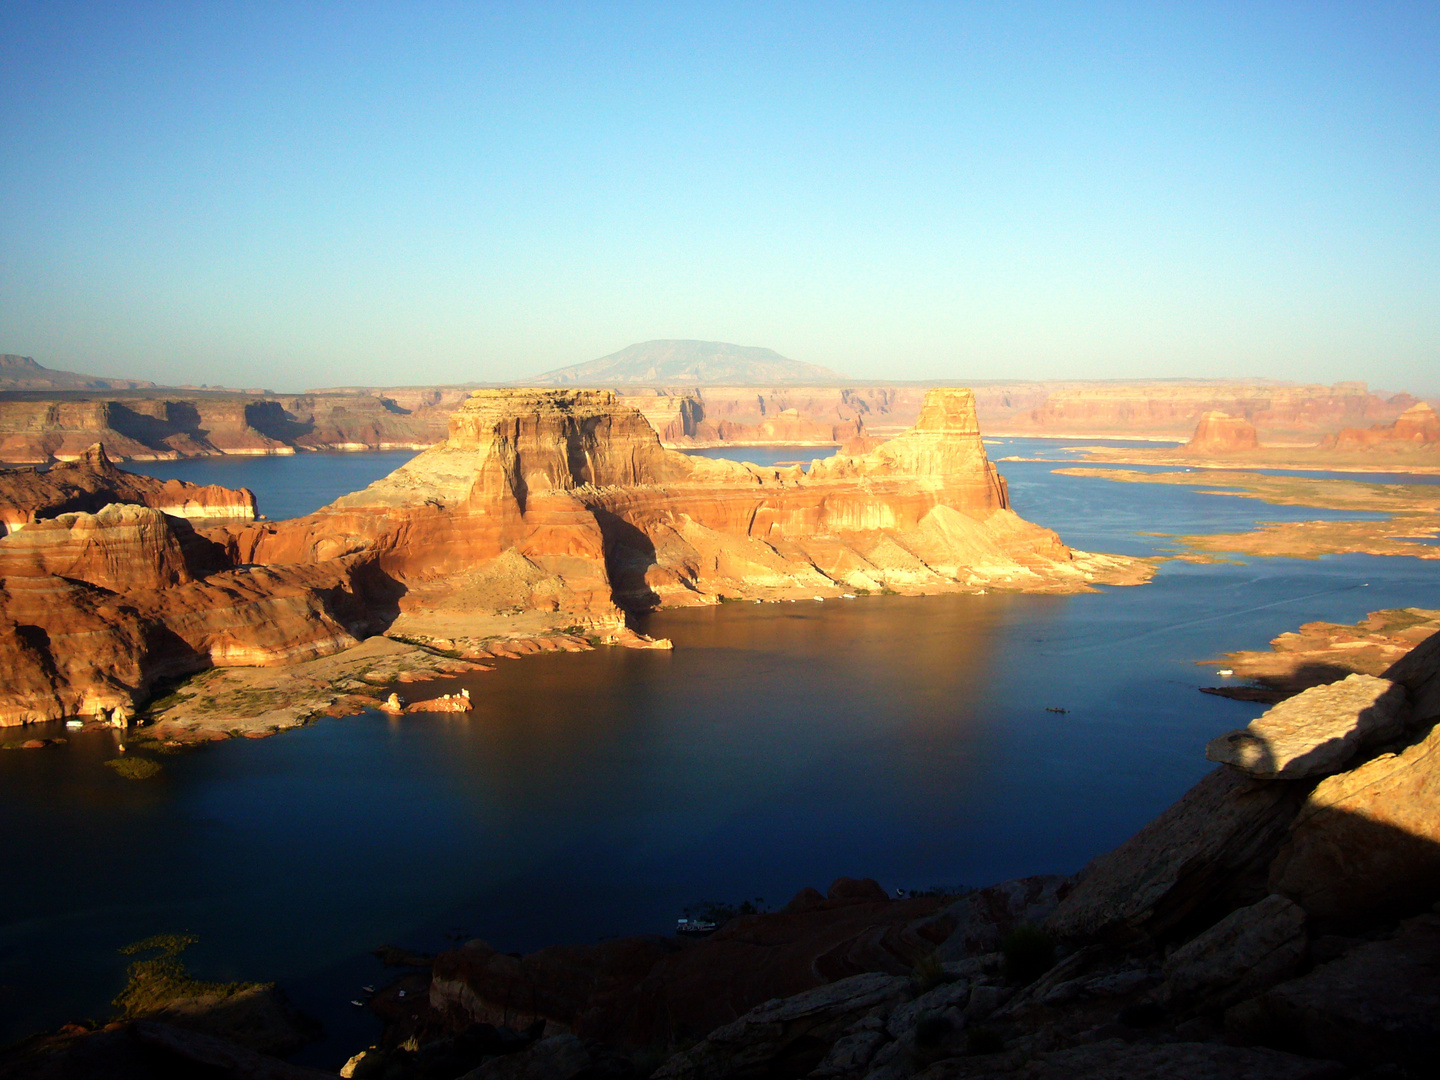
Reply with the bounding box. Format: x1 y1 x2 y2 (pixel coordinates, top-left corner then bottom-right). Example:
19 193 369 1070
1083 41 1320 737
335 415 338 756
430 880 952 1050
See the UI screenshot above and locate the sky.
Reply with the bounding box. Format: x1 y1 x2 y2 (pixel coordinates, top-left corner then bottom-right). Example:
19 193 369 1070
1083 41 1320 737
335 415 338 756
1 2 1437 392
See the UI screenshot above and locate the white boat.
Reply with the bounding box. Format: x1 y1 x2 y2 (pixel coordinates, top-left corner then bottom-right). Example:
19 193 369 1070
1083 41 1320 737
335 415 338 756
65 720 84 729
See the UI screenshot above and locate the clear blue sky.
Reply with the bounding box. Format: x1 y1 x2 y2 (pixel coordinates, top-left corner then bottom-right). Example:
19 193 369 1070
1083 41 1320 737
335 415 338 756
2 2 1436 392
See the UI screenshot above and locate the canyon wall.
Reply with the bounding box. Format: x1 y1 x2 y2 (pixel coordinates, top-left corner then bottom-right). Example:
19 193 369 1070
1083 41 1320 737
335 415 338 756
3 380 1426 463
0 390 465 463
993 380 1416 441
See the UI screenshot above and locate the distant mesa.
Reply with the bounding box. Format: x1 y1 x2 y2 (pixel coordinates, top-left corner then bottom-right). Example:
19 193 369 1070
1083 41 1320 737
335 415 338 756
1186 411 1260 454
1323 401 1440 450
0 354 159 392
528 340 846 387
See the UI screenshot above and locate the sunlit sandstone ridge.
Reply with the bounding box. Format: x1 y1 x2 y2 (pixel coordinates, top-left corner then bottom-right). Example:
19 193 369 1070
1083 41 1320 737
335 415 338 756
227 386 1147 619
0 388 1148 726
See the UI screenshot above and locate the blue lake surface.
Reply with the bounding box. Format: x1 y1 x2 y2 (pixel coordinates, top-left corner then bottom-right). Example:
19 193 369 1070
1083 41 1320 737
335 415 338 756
124 450 422 521
2 441 1437 1066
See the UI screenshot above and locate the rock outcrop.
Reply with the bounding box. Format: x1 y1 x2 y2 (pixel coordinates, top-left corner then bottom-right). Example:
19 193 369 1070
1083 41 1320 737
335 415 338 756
1322 401 1440 450
430 880 954 1049
0 443 255 534
1204 674 1409 779
0 388 1147 727
234 386 1141 607
0 447 389 725
1205 607 1440 703
1185 410 1260 453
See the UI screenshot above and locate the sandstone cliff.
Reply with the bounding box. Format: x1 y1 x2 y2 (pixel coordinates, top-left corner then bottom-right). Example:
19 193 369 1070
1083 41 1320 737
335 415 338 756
225 386 1144 622
0 389 459 463
0 448 380 726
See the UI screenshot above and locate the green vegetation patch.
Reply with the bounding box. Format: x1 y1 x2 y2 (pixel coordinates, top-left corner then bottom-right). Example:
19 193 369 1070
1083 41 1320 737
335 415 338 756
113 934 258 1018
104 756 162 780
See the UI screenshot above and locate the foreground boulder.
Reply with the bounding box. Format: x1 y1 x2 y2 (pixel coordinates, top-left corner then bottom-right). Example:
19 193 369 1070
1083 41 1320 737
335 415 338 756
1268 717 1440 926
1158 894 1307 1011
1205 674 1409 779
652 972 911 1080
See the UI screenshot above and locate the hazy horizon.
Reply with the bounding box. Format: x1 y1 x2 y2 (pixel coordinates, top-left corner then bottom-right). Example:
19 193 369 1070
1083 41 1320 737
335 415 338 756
3 4 1437 394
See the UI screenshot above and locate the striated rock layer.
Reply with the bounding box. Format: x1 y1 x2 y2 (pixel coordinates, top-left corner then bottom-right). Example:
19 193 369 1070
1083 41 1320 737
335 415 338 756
0 387 1147 726
0 388 464 463
225 386 1146 613
0 443 256 535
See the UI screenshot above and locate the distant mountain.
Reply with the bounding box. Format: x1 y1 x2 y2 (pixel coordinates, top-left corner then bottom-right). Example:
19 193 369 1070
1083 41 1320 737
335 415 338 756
0 354 158 391
528 340 846 386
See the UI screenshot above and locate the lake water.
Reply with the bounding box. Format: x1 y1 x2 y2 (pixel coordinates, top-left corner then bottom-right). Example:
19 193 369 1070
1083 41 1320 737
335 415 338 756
124 450 423 522
4 440 1437 1066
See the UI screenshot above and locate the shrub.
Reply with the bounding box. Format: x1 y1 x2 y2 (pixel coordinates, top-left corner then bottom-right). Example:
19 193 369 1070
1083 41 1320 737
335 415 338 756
104 756 161 780
1000 923 1056 985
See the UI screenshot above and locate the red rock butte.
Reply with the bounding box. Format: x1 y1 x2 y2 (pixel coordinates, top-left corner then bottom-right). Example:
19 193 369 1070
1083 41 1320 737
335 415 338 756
0 387 1148 726
1186 411 1261 453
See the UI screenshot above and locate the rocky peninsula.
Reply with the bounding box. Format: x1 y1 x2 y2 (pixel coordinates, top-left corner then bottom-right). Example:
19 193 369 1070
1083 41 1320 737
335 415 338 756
1051 466 1440 561
0 387 1149 733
